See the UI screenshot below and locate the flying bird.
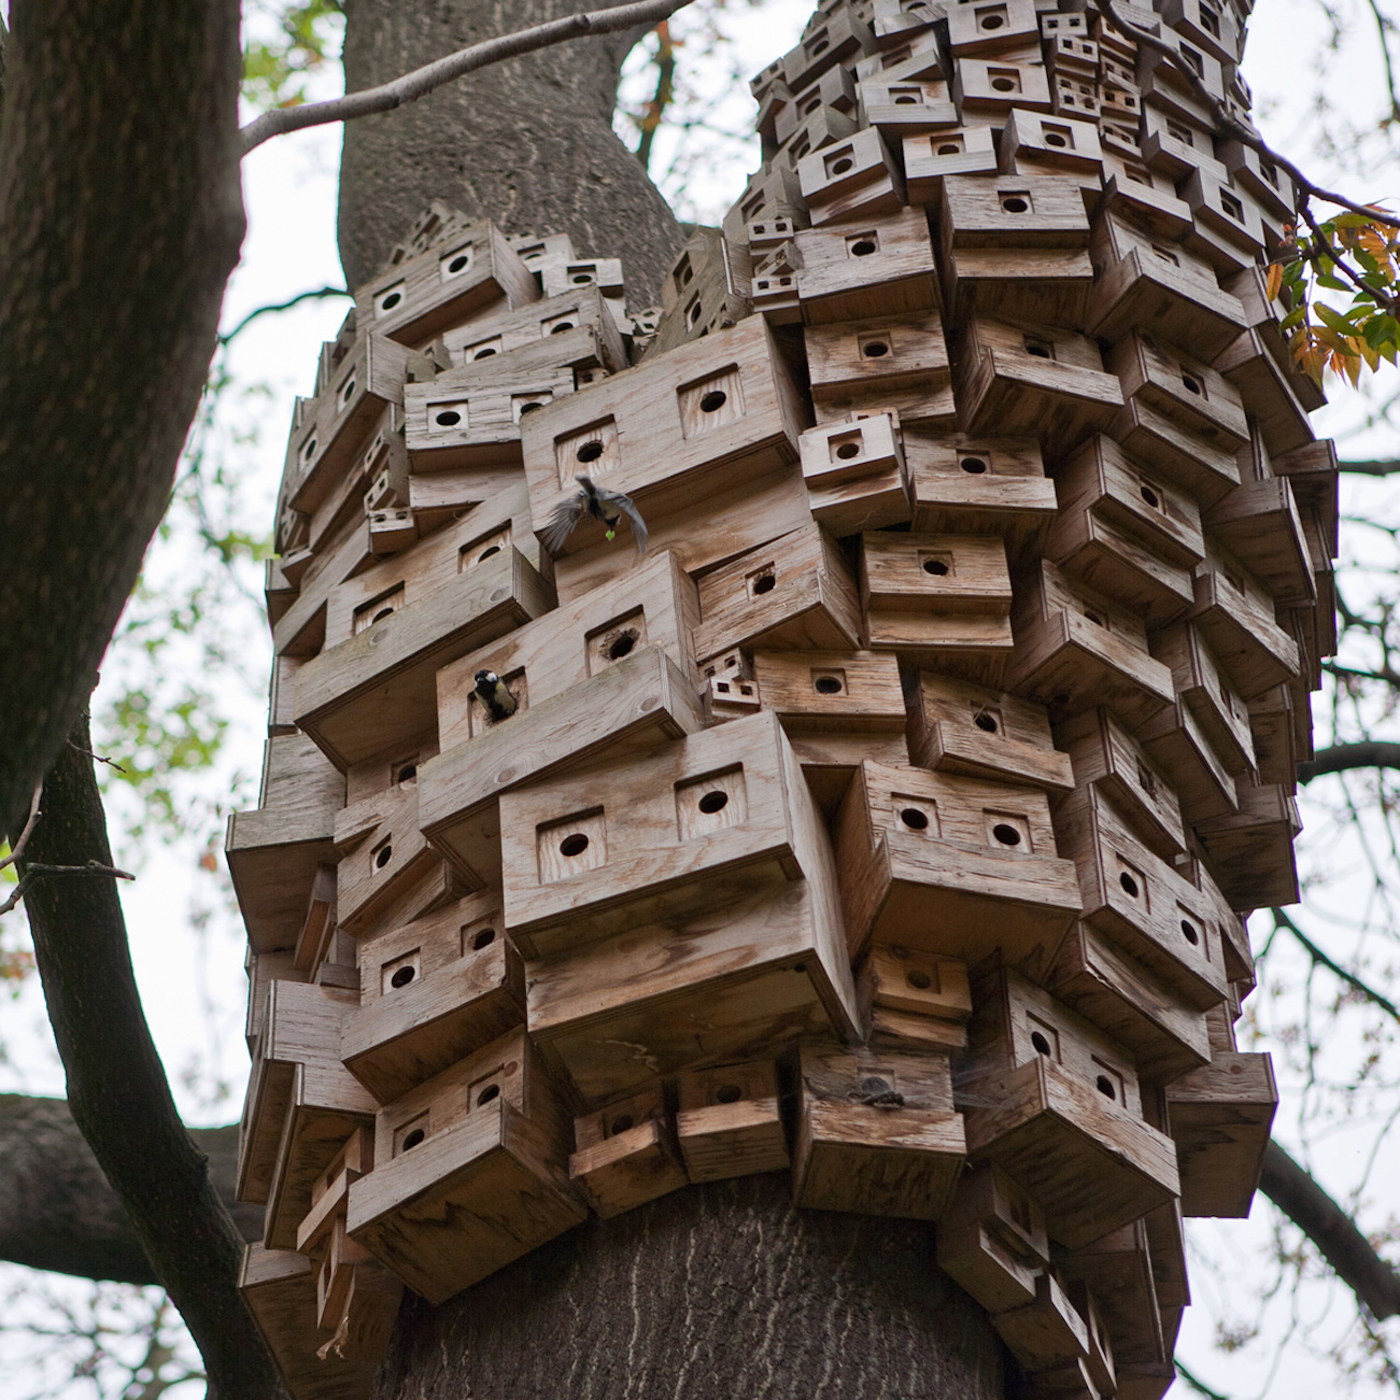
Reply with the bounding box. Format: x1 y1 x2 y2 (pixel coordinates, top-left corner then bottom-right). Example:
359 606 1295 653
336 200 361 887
541 474 648 557
473 669 519 723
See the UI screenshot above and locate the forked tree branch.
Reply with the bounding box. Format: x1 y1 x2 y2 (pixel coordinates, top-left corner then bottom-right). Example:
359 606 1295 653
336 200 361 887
240 0 700 154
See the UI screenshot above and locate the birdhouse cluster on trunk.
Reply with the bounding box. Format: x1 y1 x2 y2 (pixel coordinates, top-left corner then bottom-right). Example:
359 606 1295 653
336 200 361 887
231 0 1334 1393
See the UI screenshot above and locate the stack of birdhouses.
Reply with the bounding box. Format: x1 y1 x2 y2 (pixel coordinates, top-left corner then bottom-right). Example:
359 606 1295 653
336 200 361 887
230 0 1332 1392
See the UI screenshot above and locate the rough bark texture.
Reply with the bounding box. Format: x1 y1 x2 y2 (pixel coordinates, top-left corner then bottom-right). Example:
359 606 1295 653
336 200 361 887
0 1097 256 1286
373 1173 1007 1400
0 0 245 840
21 721 288 1400
338 0 684 300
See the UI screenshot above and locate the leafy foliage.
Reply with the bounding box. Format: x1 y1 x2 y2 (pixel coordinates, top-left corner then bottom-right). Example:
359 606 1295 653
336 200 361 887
242 0 345 111
1269 207 1400 386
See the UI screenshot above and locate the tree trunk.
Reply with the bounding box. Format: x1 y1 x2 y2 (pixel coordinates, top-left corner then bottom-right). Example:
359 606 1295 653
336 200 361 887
373 1174 1007 1400
338 0 685 301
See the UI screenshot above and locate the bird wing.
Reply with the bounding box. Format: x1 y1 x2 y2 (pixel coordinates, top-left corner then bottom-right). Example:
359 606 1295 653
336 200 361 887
604 487 649 556
540 492 586 555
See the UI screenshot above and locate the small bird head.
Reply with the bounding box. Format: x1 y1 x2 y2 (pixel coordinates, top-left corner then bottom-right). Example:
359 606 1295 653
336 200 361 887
475 669 498 687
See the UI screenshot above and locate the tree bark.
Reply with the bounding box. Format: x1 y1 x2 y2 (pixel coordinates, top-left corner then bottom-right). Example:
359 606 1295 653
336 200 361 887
338 0 684 300
0 0 245 840
0 1098 257 1287
20 720 288 1400
373 1173 1007 1400
1297 741 1400 784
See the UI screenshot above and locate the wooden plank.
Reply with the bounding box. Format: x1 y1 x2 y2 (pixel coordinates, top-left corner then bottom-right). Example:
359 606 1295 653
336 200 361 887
936 1163 1049 1314
569 1085 689 1217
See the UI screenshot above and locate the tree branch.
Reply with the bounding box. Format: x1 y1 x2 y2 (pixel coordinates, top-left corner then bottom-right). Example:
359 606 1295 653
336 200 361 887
218 285 350 347
1270 908 1400 1023
20 717 288 1399
1340 459 1400 475
0 1097 256 1285
1260 1139 1400 1321
1297 741 1400 784
240 0 700 154
0 784 42 873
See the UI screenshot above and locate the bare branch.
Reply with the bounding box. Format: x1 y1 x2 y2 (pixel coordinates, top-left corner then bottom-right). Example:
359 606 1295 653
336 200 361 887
1175 1359 1232 1400
240 0 701 154
1340 459 1400 475
1271 908 1400 1024
68 739 126 774
1260 1139 1400 1321
217 285 350 347
1298 741 1400 783
0 784 42 873
0 860 134 918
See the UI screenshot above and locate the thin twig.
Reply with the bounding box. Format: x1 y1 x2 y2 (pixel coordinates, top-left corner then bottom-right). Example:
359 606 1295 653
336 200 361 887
0 785 42 873
217 285 351 346
68 741 127 775
0 862 134 919
1175 1358 1232 1400
1271 908 1400 1024
240 0 701 154
634 20 677 171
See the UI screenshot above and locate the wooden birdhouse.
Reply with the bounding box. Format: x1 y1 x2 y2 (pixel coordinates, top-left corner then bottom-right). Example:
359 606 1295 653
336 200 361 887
569 1082 689 1217
792 1039 966 1218
346 1029 585 1304
860 944 974 1050
676 1059 791 1182
936 1163 1050 1313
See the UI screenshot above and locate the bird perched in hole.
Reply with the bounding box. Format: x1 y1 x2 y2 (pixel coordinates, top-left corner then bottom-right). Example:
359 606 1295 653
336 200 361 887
473 670 518 723
541 474 648 557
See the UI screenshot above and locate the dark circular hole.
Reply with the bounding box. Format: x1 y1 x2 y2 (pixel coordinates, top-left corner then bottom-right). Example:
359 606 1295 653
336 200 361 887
303 438 318 459
396 764 417 784
1025 342 1052 358
608 632 636 660
1180 919 1200 945
390 965 416 989
1182 374 1202 395
381 291 402 311
1001 197 1030 214
1140 485 1160 508
698 790 729 814
923 559 949 576
447 254 470 274
551 321 575 334
1052 692 1070 707
831 157 855 175
472 347 497 359
372 607 394 625
560 833 590 857
700 390 728 413
814 675 843 694
991 76 1016 91
576 440 605 462
863 340 890 357
375 844 393 868
836 442 862 459
907 969 933 990
992 823 1022 846
959 455 989 475
900 807 929 831
341 379 356 401
982 11 1004 25
472 927 497 950
1045 132 1067 147
716 1084 743 1104
402 1128 425 1150
610 1114 635 1134
1096 1075 1116 1099
811 38 829 53
894 94 918 104
477 1084 501 1106
477 545 501 561
1031 1031 1051 1056
1120 872 1140 897
1085 610 1104 626
435 409 463 427
975 712 999 733
936 143 961 155
753 574 776 594
572 273 594 284
850 239 878 256
518 401 543 414
861 1076 891 1096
